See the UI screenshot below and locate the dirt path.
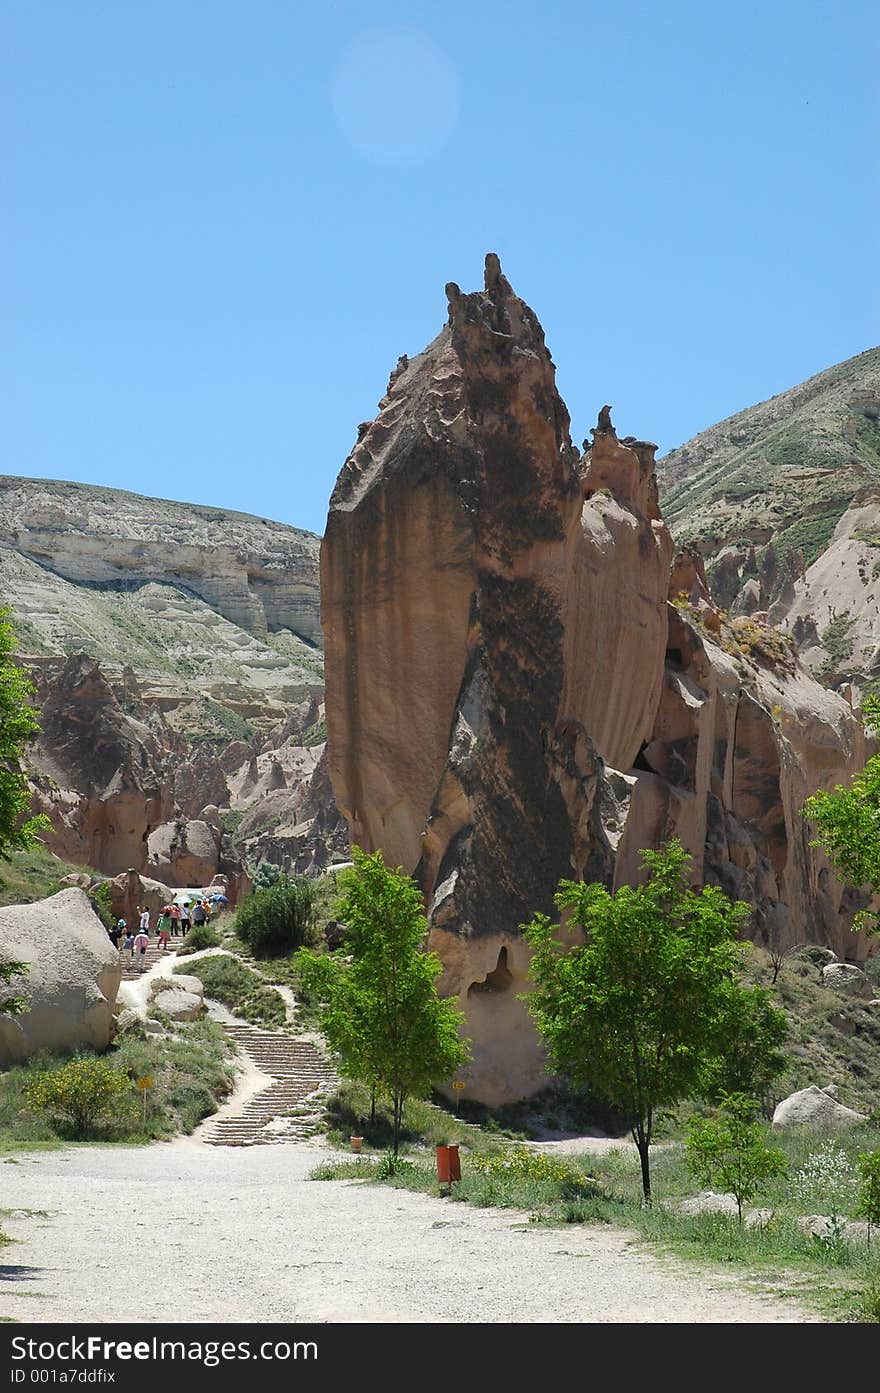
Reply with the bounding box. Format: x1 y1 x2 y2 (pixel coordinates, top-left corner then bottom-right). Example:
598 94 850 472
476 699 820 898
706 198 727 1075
0 1141 813 1323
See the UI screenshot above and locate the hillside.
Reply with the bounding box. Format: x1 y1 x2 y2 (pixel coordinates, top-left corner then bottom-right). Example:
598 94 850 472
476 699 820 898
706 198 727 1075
0 477 343 892
0 475 323 726
657 347 880 623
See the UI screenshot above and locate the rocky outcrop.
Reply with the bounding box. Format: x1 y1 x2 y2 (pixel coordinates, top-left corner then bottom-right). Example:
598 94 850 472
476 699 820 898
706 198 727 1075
28 654 174 875
322 256 869 1106
0 889 121 1064
770 491 880 694
146 818 222 887
108 869 175 927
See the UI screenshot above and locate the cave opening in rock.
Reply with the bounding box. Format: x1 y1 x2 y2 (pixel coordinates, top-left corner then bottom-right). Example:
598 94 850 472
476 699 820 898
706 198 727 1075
632 742 653 773
467 946 513 997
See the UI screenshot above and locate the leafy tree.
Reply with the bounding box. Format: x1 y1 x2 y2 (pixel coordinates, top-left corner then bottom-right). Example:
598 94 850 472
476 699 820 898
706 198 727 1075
804 694 880 935
0 958 29 1016
523 840 787 1203
857 1150 880 1239
23 1056 134 1137
236 875 317 957
297 847 470 1155
0 607 50 858
686 1093 787 1223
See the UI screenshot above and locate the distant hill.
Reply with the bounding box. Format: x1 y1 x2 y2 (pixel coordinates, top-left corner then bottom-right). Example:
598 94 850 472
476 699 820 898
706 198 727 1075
657 347 880 619
0 475 323 726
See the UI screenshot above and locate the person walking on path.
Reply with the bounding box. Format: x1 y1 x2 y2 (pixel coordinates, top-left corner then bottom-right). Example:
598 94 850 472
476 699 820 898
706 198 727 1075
179 902 191 936
133 925 150 973
191 901 207 929
170 903 182 937
157 909 171 951
139 906 151 935
123 925 135 964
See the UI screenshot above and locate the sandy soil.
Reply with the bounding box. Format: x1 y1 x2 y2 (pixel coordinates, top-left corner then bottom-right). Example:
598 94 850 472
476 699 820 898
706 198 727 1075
0 1141 813 1324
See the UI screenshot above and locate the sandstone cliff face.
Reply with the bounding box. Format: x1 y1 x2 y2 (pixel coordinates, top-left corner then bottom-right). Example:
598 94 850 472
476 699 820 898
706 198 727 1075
29 654 174 876
322 256 869 1107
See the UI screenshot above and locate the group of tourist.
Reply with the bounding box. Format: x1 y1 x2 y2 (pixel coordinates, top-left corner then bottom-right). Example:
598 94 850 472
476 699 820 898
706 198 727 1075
106 895 217 971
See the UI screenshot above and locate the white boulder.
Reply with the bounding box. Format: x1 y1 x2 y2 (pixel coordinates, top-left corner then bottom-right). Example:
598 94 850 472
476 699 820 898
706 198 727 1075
772 1085 867 1130
0 888 121 1064
822 963 874 999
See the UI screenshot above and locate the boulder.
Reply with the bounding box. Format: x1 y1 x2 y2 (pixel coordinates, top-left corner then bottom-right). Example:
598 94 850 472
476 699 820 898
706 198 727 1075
152 973 204 1000
146 818 221 887
772 1085 867 1130
151 988 203 1021
0 889 122 1064
822 963 874 999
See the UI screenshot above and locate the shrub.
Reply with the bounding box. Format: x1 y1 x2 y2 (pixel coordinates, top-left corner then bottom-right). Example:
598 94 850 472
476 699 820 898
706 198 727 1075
857 1150 880 1233
791 1141 857 1221
23 1056 135 1137
685 1094 787 1222
236 875 317 957
178 923 220 955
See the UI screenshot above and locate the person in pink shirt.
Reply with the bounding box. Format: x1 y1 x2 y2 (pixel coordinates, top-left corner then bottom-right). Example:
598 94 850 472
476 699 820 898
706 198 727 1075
133 926 150 973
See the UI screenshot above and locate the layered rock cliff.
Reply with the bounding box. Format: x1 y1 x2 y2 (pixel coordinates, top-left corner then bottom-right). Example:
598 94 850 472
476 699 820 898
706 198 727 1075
322 255 869 1106
0 475 322 642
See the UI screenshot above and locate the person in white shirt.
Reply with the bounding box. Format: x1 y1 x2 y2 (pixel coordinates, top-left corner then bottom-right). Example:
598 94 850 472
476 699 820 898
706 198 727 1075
139 907 150 933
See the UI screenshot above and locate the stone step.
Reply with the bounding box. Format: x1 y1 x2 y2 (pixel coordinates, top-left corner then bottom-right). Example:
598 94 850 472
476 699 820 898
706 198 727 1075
198 1015 336 1148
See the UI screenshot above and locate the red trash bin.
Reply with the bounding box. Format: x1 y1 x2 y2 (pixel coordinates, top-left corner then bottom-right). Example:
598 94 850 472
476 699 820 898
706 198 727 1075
436 1144 461 1184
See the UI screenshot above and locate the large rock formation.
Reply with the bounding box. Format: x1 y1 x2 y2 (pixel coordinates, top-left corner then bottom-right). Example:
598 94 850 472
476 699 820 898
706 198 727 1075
322 255 869 1106
0 889 121 1064
28 654 174 875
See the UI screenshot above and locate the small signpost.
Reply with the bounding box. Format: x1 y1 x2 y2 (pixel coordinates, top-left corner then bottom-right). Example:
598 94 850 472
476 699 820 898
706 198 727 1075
136 1075 153 1127
452 1080 466 1112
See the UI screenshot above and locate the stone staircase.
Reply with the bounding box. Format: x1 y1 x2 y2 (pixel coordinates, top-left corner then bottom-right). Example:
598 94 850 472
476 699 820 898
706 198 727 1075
119 940 183 980
200 1021 337 1147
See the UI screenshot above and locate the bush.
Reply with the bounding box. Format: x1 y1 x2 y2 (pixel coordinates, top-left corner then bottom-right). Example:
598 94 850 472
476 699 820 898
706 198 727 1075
23 1056 135 1137
857 1150 880 1231
236 876 317 957
685 1094 787 1222
178 923 221 955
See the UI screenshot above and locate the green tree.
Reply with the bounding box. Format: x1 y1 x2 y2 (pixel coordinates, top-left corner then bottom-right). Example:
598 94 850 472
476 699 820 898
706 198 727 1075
857 1150 880 1239
686 1093 787 1223
0 607 50 858
523 840 787 1204
804 694 880 935
0 958 29 1016
297 847 470 1155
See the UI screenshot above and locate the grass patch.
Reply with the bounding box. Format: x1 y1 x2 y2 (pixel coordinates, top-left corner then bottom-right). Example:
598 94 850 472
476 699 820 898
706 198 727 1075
0 846 101 909
0 1019 235 1149
174 954 287 1028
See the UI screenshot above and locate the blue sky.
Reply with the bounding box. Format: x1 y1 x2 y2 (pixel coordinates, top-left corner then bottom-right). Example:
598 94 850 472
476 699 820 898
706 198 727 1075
2 1 877 536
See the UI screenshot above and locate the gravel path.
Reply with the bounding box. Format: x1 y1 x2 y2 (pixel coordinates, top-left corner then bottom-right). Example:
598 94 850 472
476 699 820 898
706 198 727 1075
0 1141 813 1323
